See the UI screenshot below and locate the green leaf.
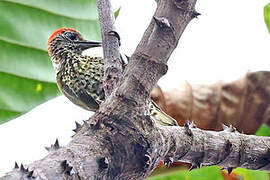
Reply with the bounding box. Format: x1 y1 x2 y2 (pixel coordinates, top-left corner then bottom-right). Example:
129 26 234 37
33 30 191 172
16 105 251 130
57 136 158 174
148 166 223 180
0 40 55 82
264 3 270 33
4 0 99 20
0 1 101 51
147 170 188 180
0 0 101 124
189 166 223 180
256 125 270 136
234 168 269 180
0 110 22 124
114 7 121 18
0 72 60 123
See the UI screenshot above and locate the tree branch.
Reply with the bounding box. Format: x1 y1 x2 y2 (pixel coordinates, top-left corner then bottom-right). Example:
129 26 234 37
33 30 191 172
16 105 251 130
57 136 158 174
97 0 122 96
1 0 270 179
116 0 198 105
159 125 270 170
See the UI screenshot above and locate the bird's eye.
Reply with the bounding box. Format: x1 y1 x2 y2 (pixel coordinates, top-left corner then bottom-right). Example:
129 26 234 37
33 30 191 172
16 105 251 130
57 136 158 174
66 32 77 40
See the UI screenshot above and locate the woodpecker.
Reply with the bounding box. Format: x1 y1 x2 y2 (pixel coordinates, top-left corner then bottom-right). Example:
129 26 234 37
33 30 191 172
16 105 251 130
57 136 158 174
47 28 178 126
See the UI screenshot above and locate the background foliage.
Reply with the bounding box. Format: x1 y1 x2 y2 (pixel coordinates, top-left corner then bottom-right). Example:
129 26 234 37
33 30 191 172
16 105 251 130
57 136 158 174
265 3 270 33
0 0 101 124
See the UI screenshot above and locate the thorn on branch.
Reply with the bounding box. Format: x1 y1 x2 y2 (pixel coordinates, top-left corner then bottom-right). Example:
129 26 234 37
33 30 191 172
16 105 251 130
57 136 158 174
225 140 233 152
20 164 28 173
72 121 82 137
184 123 192 136
14 162 19 169
27 170 34 178
124 54 130 62
61 160 81 179
119 54 129 69
222 124 237 133
188 121 197 128
16 163 36 179
164 157 174 168
108 30 121 46
189 163 199 171
45 138 60 152
220 167 235 174
61 160 73 175
73 121 82 133
191 11 201 19
227 167 234 174
184 120 196 136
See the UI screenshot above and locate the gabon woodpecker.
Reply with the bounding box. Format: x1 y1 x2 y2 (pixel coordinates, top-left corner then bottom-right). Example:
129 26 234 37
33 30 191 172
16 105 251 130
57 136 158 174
47 28 178 126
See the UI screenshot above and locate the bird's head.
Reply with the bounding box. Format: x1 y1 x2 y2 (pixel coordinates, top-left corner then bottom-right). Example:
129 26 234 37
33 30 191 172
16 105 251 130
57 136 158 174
47 28 101 72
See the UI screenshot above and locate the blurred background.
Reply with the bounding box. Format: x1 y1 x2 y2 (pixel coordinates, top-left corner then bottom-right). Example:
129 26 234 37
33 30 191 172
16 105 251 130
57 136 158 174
0 0 270 179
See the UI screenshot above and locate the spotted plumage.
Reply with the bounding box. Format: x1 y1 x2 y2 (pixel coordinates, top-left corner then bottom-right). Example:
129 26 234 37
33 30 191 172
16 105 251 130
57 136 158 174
47 28 178 126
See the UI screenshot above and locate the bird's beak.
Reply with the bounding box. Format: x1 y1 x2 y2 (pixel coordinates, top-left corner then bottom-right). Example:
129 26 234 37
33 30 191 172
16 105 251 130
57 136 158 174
75 40 102 50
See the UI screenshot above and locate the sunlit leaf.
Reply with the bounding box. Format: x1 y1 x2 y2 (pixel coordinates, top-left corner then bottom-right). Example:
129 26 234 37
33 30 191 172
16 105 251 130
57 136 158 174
148 166 223 180
234 168 269 180
264 3 270 33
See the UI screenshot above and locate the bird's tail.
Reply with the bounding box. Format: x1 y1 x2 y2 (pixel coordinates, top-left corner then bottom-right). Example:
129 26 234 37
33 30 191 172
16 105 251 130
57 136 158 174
149 101 178 126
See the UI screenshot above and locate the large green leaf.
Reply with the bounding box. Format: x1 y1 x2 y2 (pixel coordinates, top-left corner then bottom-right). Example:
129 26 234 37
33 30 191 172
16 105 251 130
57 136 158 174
265 3 270 33
149 166 270 180
3 0 99 20
0 0 101 124
148 166 223 180
0 72 59 124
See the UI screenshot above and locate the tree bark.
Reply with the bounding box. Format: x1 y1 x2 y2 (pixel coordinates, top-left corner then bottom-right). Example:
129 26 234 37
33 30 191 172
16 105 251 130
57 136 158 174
1 0 270 179
97 0 122 96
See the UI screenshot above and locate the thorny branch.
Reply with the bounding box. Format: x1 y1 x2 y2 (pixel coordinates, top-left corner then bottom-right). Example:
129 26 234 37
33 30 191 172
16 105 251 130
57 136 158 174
1 0 270 179
159 124 270 171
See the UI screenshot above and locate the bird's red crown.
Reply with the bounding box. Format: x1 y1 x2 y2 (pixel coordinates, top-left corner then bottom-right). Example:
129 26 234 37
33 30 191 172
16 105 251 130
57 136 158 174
47 28 77 55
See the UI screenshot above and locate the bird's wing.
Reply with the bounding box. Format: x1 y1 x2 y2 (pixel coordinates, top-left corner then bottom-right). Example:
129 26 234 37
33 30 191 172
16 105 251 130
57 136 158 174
56 73 99 112
149 100 179 126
